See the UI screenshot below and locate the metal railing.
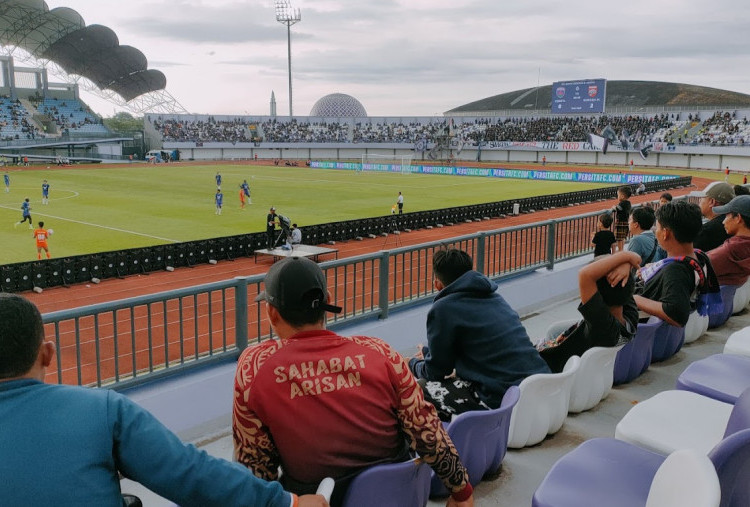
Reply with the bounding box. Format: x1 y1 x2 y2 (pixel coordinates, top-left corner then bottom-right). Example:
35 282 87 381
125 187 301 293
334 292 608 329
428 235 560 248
40 206 634 390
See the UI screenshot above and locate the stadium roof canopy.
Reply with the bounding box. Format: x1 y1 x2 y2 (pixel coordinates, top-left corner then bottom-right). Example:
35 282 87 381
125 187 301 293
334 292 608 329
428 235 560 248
0 0 166 101
448 80 750 114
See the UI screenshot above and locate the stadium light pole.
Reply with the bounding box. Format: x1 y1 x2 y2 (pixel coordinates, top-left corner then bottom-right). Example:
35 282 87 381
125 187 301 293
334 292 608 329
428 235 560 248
275 0 301 117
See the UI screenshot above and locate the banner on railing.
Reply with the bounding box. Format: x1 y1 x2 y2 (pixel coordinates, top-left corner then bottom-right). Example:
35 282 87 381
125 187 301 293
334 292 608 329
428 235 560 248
311 161 678 184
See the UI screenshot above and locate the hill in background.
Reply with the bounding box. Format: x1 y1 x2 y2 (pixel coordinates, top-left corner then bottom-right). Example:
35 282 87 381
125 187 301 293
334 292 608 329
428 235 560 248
447 80 750 113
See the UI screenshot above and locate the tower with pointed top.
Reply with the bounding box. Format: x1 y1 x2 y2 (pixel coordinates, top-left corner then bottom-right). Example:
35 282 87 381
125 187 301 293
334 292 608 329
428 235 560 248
270 91 277 117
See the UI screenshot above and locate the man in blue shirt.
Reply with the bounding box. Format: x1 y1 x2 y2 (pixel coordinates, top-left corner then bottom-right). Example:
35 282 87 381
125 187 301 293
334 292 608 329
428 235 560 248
41 179 50 205
215 171 222 188
241 179 252 204
0 293 327 507
3 171 9 193
15 198 32 229
215 188 224 215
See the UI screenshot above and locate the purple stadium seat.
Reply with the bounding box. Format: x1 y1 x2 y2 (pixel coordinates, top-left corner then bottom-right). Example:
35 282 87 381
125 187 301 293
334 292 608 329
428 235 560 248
429 386 520 497
651 320 685 363
708 285 739 329
613 318 658 385
531 438 670 507
677 354 750 404
339 457 431 507
533 429 750 507
709 429 750 507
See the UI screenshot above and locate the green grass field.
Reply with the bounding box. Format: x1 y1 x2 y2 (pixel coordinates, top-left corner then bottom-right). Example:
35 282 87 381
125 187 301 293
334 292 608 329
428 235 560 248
0 162 713 265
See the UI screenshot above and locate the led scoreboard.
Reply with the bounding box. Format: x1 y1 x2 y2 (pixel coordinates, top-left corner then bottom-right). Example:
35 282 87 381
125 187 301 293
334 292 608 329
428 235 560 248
550 78 606 114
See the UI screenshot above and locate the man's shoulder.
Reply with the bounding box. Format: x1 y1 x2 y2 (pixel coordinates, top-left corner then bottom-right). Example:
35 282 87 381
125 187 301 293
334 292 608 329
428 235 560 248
238 340 283 370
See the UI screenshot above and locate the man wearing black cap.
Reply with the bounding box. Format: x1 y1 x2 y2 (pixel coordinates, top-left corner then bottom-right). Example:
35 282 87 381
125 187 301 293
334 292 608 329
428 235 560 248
708 195 750 286
266 206 278 249
692 181 735 251
233 257 474 506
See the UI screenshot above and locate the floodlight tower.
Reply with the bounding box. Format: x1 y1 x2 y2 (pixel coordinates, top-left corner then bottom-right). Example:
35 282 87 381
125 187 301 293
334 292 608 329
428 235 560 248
275 0 301 117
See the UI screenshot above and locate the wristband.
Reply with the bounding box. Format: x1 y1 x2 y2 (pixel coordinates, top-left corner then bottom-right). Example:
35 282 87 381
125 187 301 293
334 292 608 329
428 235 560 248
292 493 299 507
451 482 473 502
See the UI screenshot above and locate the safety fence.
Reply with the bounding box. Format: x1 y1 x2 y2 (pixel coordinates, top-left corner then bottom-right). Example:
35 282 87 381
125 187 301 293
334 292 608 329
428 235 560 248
1 176 691 293
41 198 670 390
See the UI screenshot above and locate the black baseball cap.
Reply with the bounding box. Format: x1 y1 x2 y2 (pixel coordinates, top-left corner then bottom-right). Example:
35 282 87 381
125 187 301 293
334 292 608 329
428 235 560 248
255 257 342 314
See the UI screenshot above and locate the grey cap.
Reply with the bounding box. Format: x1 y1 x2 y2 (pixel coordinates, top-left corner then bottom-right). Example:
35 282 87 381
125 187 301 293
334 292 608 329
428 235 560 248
690 181 735 204
713 195 750 218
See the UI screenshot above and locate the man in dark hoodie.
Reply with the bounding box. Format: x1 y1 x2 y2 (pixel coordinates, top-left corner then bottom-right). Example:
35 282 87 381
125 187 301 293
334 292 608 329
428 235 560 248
408 248 550 422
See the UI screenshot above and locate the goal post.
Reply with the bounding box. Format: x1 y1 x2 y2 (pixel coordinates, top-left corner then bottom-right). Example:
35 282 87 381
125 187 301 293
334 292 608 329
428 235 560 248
361 153 413 174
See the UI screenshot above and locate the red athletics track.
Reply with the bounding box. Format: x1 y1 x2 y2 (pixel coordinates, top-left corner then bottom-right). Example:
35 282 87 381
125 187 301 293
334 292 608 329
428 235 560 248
21 162 709 386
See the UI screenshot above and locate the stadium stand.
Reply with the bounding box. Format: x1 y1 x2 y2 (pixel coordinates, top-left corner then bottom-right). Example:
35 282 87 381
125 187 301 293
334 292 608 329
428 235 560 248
33 97 109 135
0 96 40 141
147 112 750 146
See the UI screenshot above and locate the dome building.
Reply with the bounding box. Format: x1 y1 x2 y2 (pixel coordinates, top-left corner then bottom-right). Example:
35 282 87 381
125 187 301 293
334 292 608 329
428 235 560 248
309 93 367 117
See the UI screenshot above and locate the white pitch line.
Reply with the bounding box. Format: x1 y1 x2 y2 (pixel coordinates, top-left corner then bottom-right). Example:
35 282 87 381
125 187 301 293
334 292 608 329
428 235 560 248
0 204 181 243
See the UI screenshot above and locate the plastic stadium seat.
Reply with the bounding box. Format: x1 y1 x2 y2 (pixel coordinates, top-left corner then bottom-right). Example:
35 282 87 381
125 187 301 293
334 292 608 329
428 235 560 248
508 355 580 448
339 458 431 507
724 327 750 358
430 386 520 497
569 345 624 413
613 318 658 385
685 310 710 344
709 285 739 329
532 439 721 507
615 387 750 456
651 320 685 363
676 354 750 404
732 280 750 315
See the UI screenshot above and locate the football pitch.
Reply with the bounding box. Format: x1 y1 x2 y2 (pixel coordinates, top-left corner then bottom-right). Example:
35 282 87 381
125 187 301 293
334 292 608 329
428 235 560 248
0 162 614 264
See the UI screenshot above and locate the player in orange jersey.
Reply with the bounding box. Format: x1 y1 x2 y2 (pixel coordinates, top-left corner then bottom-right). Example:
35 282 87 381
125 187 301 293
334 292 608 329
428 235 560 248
239 188 246 209
33 221 51 259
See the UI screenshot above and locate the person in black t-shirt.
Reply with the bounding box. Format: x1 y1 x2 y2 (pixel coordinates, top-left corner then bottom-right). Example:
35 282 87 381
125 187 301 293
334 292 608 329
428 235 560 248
592 213 616 257
537 251 641 373
266 207 278 249
609 201 706 327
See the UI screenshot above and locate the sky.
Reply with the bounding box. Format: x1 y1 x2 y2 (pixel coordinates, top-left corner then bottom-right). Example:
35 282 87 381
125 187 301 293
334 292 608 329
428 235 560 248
38 0 750 118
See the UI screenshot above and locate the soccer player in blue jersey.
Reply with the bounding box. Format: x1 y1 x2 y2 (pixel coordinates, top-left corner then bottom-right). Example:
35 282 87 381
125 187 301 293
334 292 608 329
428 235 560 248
215 188 224 215
15 198 32 229
241 179 251 204
215 171 222 189
4 172 9 193
41 180 50 205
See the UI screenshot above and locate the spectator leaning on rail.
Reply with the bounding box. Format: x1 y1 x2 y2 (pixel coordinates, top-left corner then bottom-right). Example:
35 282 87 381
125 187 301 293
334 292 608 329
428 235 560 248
707 195 750 286
233 256 474 507
408 248 550 422
608 201 721 328
0 293 327 507
692 181 735 252
536 251 640 373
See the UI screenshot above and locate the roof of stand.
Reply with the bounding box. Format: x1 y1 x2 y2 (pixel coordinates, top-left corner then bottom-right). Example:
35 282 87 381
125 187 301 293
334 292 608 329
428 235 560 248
0 0 166 101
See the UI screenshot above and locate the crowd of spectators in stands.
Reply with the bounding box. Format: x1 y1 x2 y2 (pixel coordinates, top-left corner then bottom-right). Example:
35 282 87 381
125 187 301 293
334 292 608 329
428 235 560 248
36 98 104 132
149 113 697 146
0 96 40 141
154 117 254 144
261 119 349 143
